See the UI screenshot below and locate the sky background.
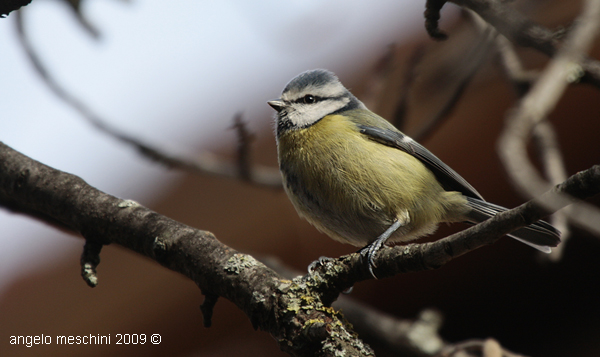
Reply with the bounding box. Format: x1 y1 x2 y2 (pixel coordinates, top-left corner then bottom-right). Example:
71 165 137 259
0 0 435 294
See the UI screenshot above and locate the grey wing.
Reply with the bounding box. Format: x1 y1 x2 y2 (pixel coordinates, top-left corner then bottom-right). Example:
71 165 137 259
357 124 484 200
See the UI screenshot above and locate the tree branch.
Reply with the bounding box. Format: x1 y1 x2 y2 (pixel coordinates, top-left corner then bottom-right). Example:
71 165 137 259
498 0 600 237
531 122 572 261
495 33 573 260
0 141 373 356
307 165 600 306
263 257 445 357
439 338 529 357
424 0 449 40
6 2 600 355
413 10 497 142
2 141 598 356
444 0 600 89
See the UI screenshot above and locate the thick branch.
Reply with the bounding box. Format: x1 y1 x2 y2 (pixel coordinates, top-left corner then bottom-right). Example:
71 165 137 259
263 257 445 357
0 142 370 357
2 145 599 355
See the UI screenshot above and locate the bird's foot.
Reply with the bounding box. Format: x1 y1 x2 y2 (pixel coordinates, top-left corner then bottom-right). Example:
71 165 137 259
359 218 405 279
359 238 387 279
307 256 335 274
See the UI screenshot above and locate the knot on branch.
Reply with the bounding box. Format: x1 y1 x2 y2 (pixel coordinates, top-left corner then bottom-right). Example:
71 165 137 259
200 292 219 328
80 240 103 287
152 234 172 262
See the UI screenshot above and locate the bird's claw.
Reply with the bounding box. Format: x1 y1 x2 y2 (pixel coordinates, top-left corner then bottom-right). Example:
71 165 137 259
307 256 335 274
360 239 385 279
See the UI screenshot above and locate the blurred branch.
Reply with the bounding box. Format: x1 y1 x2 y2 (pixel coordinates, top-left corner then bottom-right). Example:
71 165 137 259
0 0 31 17
495 34 572 260
359 43 425 130
413 10 496 142
497 0 600 237
62 0 100 38
449 0 600 89
495 35 538 96
14 10 283 188
532 123 572 261
391 45 426 129
426 0 600 89
231 113 254 182
426 0 600 248
366 10 498 141
449 0 558 54
439 338 529 357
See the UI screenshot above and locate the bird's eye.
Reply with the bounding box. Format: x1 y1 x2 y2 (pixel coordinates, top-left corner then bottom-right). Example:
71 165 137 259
303 95 316 104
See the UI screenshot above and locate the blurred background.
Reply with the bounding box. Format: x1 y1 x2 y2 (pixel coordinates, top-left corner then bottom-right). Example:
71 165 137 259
1 0 600 356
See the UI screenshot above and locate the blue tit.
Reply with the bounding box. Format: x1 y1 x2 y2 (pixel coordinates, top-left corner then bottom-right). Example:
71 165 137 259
268 69 560 277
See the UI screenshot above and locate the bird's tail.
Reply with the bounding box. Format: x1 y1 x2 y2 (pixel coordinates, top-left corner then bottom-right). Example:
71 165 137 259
465 196 561 253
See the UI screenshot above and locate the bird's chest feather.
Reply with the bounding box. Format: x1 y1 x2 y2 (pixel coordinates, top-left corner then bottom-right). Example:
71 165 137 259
277 115 404 219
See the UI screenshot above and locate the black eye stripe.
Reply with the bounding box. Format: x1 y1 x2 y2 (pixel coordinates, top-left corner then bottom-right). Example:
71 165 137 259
290 94 350 104
293 95 322 104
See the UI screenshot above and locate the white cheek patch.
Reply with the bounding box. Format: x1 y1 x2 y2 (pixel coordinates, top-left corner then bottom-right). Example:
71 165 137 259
287 97 350 127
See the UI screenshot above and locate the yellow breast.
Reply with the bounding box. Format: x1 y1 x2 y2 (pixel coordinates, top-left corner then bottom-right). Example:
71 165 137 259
277 114 464 245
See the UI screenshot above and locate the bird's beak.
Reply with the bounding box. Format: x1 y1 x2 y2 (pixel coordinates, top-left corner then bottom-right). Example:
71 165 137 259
268 99 285 113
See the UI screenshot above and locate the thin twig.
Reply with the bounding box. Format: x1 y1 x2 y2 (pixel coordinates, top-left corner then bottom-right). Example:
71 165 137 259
414 10 497 141
80 240 102 287
391 45 427 130
62 0 101 38
200 292 219 328
495 35 538 96
231 113 254 182
14 10 282 188
360 43 425 130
